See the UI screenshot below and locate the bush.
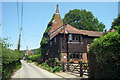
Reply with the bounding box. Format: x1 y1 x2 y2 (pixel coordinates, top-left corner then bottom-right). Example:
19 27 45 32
34 62 38 66
52 66 62 73
88 32 120 78
1 38 23 80
26 60 32 63
27 54 42 62
40 58 62 73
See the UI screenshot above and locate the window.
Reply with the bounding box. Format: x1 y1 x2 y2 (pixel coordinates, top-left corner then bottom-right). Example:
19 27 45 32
50 41 52 46
76 54 79 58
72 36 75 40
54 38 56 42
80 35 82 41
69 34 72 41
69 53 72 58
69 53 82 59
58 49 60 52
73 54 75 58
72 35 80 41
79 53 82 59
76 36 78 40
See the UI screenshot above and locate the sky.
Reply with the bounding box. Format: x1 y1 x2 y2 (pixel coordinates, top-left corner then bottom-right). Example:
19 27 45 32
2 2 118 50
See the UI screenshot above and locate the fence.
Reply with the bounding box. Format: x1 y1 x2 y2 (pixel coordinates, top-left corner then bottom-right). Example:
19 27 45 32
62 61 89 77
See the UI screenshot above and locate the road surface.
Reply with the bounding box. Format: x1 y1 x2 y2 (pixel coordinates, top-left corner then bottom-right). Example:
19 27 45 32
11 60 62 78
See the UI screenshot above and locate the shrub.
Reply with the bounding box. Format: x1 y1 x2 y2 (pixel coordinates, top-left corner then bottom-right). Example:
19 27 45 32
27 54 42 62
40 59 62 73
1 38 23 80
26 60 32 63
52 66 62 73
88 32 120 78
34 62 38 66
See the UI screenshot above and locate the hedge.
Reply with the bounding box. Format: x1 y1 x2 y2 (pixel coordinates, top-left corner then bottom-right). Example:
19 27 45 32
88 31 120 78
1 38 23 80
27 54 42 62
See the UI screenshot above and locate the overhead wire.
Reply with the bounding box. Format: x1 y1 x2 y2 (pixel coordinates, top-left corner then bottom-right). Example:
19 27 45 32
17 0 20 32
17 0 28 50
21 0 23 27
20 0 28 49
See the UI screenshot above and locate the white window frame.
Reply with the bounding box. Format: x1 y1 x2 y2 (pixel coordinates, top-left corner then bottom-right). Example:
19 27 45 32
69 34 72 41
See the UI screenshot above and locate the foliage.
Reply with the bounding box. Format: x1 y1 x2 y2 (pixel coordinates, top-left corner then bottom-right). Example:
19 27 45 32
88 31 120 78
112 26 120 34
26 60 32 63
1 38 23 80
2 50 22 64
52 66 62 72
27 54 42 62
31 48 39 55
38 14 55 61
63 9 105 32
111 14 120 30
34 62 38 66
40 62 62 73
2 61 22 80
40 58 62 73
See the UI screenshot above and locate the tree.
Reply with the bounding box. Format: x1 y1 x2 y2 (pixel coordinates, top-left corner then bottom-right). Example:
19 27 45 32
63 9 105 32
111 14 120 30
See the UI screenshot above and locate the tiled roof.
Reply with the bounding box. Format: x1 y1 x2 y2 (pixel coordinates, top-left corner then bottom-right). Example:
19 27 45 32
49 5 63 33
48 5 103 40
60 24 103 37
49 24 103 40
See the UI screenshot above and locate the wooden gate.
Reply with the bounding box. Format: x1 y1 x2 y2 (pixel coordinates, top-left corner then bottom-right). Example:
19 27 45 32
62 61 89 77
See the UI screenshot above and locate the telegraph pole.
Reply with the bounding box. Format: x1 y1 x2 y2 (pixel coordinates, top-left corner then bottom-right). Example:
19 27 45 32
17 27 22 51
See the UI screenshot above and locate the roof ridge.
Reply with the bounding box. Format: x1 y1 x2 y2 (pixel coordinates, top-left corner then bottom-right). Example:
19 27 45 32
67 24 102 33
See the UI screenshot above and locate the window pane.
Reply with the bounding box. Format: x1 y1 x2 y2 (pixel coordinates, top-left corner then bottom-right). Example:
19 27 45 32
50 41 52 46
54 38 56 42
76 54 79 58
72 36 75 40
69 34 72 41
73 54 75 58
76 36 78 40
80 35 82 41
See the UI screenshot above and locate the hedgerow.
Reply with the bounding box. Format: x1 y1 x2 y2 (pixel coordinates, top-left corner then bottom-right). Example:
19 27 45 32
88 31 120 78
1 38 23 80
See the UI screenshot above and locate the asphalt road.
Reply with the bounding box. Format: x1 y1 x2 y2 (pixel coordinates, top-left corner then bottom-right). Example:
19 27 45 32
11 60 62 79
